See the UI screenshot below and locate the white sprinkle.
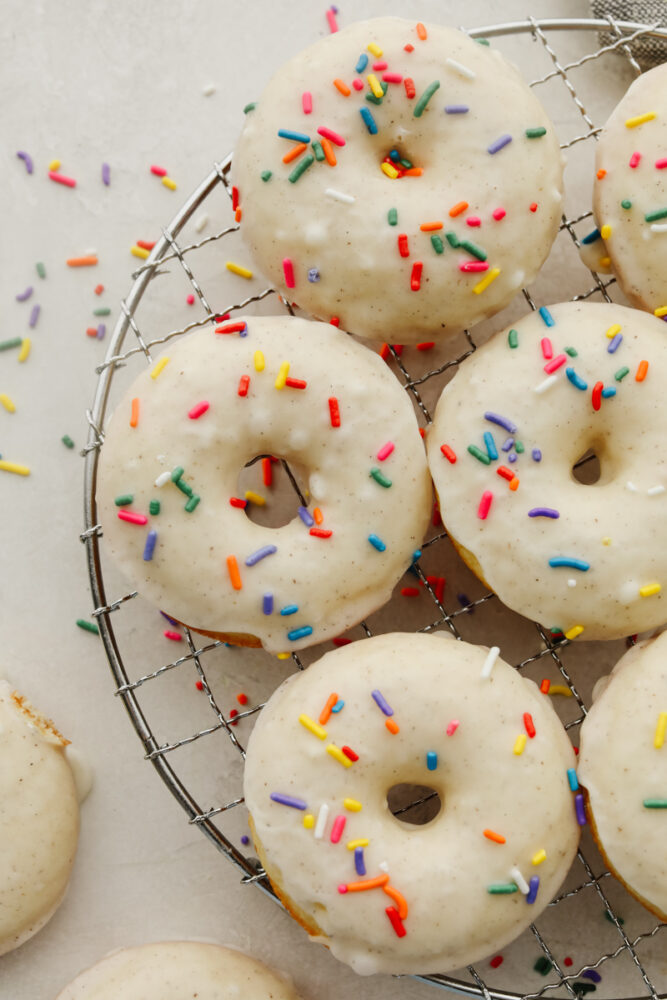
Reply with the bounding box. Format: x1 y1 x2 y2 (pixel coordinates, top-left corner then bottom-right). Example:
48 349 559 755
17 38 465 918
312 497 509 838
325 187 355 204
533 374 558 394
650 223 667 233
567 578 577 588
626 481 638 492
480 645 500 679
378 860 390 873
195 213 209 233
202 83 216 96
314 803 329 840
154 471 171 488
446 57 476 79
510 865 530 895
648 485 665 495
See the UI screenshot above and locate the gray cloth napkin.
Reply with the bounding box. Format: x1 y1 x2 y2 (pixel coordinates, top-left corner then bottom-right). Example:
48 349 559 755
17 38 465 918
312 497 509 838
591 0 667 67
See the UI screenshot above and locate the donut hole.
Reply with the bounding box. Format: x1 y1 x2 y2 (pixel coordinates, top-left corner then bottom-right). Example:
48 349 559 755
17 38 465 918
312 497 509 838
386 783 442 826
571 447 602 486
237 455 310 529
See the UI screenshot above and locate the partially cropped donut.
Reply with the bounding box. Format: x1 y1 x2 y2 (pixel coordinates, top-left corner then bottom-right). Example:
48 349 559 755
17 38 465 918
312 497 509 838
578 631 667 921
427 301 667 641
233 17 563 344
243 632 580 975
97 315 431 653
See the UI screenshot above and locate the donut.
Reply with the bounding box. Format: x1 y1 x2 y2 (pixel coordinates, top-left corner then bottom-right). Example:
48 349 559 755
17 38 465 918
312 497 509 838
578 630 667 921
243 632 580 975
96 315 431 653
592 62 667 316
55 941 301 999
426 301 667 642
233 17 564 344
0 680 80 955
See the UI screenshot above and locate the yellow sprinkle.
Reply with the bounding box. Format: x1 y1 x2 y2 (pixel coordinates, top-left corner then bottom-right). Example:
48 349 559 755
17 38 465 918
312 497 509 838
277 652 291 660
226 261 253 279
367 73 384 98
602 537 612 546
532 849 547 866
625 111 656 128
599 256 611 268
639 583 661 598
473 267 501 295
347 838 370 850
0 460 30 476
244 490 266 506
275 361 290 389
299 714 327 740
131 245 150 260
606 324 622 339
564 625 584 640
654 712 667 749
303 813 315 829
150 356 170 380
381 162 399 179
367 42 383 56
343 798 363 812
654 306 667 318
549 684 574 697
253 350 265 372
327 743 352 768
48 158 61 171
513 733 527 756
18 338 31 363
0 393 16 413
162 175 177 190
600 224 612 240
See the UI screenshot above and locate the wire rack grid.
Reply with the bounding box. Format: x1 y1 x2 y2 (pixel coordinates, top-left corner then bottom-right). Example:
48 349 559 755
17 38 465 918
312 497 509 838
82 16 667 1000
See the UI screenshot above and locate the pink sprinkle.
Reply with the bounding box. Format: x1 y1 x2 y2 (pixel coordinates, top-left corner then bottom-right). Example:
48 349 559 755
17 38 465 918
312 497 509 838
283 257 295 288
186 294 195 305
459 261 488 272
382 72 403 83
372 60 388 70
446 720 459 736
543 353 567 374
188 401 210 420
150 165 168 176
330 815 346 844
629 151 641 168
541 337 553 360
337 884 348 894
118 510 148 525
492 207 506 221
48 171 76 188
164 630 182 641
377 441 395 461
317 126 346 147
477 490 493 520
326 7 338 32
352 78 364 91
656 158 667 169
302 91 313 114
466 216 481 227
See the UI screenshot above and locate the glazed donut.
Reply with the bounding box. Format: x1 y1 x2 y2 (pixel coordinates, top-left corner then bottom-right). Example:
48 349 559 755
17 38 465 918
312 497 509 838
578 631 667 921
426 301 667 642
243 632 580 975
55 941 301 1000
0 680 80 955
592 62 667 316
233 17 564 344
97 315 431 653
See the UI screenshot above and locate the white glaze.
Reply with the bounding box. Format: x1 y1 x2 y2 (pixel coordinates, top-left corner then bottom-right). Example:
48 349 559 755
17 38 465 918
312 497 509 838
0 680 79 956
65 745 95 804
97 315 431 653
426 301 667 641
55 941 301 999
578 631 667 920
593 63 667 316
243 633 580 975
233 17 563 344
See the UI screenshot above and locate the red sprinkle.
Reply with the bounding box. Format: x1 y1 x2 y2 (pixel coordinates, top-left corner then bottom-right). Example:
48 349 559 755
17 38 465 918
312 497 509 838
629 151 642 168
150 165 168 176
460 261 488 273
48 171 76 188
237 692 248 705
416 342 435 350
404 43 414 52
328 396 341 427
385 906 407 938
404 77 416 99
497 466 514 481
285 377 307 389
232 186 239 211
490 956 504 969
441 444 457 464
564 957 573 967
426 575 445 604
592 380 603 411
262 457 273 488
283 257 295 289
326 7 338 32
329 316 340 327
164 630 182 641
332 637 352 647
477 491 493 520
118 510 148 525
229 497 247 509
530 202 538 212
544 354 567 374
541 337 553 360
86 327 98 338
188 401 210 420
137 240 156 251
195 681 204 691
540 679 551 694
310 528 332 538
216 321 247 334
229 708 239 727
492 208 506 221
238 375 250 397
523 712 536 738
398 233 410 258
656 158 667 169
466 216 481 227
94 284 104 295
186 294 195 305
342 745 359 761
410 261 423 291
401 587 420 597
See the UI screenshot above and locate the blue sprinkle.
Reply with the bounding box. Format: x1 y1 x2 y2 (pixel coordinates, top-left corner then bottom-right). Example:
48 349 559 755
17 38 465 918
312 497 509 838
298 506 315 527
238 325 248 338
528 507 560 519
426 751 438 771
445 104 469 114
287 625 313 641
278 128 310 143
502 437 514 452
142 529 157 561
581 228 601 244
539 306 555 327
549 557 590 571
241 835 250 845
607 333 623 353
532 448 542 462
270 792 307 809
371 689 394 716
567 767 579 792
389 149 401 161
583 970 602 984
484 411 517 434
601 387 616 398
280 603 299 616
457 593 472 611
355 53 369 73
508 453 517 463
526 876 540 905
307 268 321 283
360 106 378 134
566 367 588 391
160 611 179 626
354 846 366 875
368 533 386 551
488 133 512 154
331 699 345 713
483 431 498 461
411 549 422 563
245 544 277 567
262 593 274 615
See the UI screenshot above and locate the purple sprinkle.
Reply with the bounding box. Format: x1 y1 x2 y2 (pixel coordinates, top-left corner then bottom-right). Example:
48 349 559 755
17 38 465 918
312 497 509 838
96 323 106 340
583 970 602 984
29 304 40 328
532 448 542 462
262 593 274 615
457 592 473 612
16 286 33 302
307 268 321 282
142 529 158 561
526 876 540 905
575 793 587 826
270 792 307 810
508 452 517 463
501 436 514 452
607 333 623 354
528 507 560 518
354 846 366 876
160 610 179 626
484 411 517 434
17 151 34 174
371 689 393 716
245 544 277 566
487 133 512 155
102 162 111 186
241 834 250 845
445 104 469 114
298 506 315 527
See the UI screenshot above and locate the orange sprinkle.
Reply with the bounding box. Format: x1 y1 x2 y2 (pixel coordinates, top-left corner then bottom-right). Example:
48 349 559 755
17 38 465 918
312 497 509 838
129 397 140 428
404 167 423 176
597 168 607 179
321 137 337 166
94 284 104 295
235 207 242 222
416 21 427 40
262 457 273 487
313 507 324 525
319 692 339 726
282 142 307 164
449 201 468 218
635 360 649 382
344 874 389 892
379 342 390 360
386 718 400 735
384 884 409 918
67 255 98 267
509 477 519 491
226 555 242 590
420 221 443 232
333 78 351 97
483 829 506 844
86 327 98 337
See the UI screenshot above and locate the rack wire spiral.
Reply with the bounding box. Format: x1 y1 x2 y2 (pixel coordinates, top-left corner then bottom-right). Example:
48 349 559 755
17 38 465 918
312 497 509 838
82 17 667 1000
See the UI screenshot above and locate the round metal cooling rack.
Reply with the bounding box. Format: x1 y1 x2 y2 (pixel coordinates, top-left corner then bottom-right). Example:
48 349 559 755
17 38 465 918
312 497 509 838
82 16 667 1000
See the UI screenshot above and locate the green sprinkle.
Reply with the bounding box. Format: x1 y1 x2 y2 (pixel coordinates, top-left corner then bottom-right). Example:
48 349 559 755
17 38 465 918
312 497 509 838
643 798 667 808
36 261 47 278
476 37 490 45
366 93 383 105
621 199 632 210
458 239 487 262
614 366 630 381
260 169 272 182
288 153 315 184
0 337 23 352
431 234 444 254
171 466 184 482
515 440 525 454
184 494 201 512
445 231 459 248
243 102 257 114
387 207 398 226
370 468 392 488
311 141 325 162
534 957 553 976
175 477 193 497
61 434 75 449
573 983 596 995
603 909 624 925
76 619 100 635
550 626 564 637
468 444 491 466
487 882 518 894
508 328 519 349
149 500 160 516
565 347 578 357
525 127 547 139
645 207 667 223
413 80 440 118
399 158 413 169
93 307 111 316
114 494 134 506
